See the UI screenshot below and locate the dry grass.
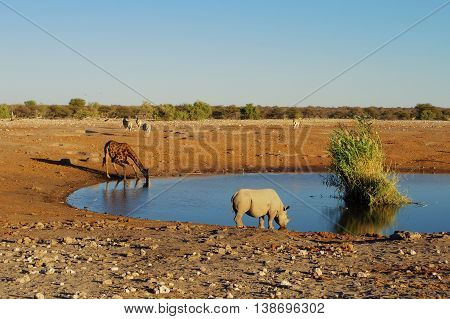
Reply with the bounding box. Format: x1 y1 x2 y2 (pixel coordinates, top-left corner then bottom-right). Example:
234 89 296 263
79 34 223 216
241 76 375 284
326 118 410 206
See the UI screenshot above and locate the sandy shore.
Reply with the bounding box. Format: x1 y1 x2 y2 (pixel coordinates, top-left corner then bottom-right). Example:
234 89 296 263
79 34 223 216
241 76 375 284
0 119 448 298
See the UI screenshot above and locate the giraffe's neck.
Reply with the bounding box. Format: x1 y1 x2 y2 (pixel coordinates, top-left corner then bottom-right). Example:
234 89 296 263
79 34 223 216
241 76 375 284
127 149 146 173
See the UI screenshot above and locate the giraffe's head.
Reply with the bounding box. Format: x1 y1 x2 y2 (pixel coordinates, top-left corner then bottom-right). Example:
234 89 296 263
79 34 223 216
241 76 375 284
142 168 150 183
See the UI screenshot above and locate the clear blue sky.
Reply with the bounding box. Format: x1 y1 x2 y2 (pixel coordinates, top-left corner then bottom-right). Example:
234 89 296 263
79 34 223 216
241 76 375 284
1 0 449 107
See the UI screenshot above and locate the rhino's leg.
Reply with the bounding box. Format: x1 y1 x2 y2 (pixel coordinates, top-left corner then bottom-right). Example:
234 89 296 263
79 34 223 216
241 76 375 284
258 217 265 229
268 216 275 230
268 211 276 230
234 211 246 228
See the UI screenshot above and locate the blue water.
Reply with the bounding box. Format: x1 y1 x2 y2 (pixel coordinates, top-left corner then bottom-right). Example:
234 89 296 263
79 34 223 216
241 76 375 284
66 173 450 235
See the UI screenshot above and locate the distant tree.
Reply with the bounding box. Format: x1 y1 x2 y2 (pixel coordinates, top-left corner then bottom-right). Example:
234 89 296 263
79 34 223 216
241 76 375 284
187 101 212 120
140 101 155 119
287 107 301 119
222 105 241 119
241 103 261 119
24 100 37 107
45 105 71 118
68 98 86 108
415 103 442 120
156 104 176 120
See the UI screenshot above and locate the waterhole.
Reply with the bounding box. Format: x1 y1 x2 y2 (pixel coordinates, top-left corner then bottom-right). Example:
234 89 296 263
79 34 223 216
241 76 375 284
67 173 450 235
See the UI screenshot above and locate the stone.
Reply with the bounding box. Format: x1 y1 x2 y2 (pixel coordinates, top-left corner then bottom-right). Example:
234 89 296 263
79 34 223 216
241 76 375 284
111 267 119 272
390 231 422 241
46 267 55 275
102 279 113 286
298 250 308 256
313 267 323 277
140 249 147 256
226 292 234 299
410 250 417 255
63 237 75 245
188 252 200 261
158 285 170 294
342 243 354 252
35 222 45 229
35 293 45 299
357 272 370 278
218 248 226 255
280 280 292 287
17 275 31 284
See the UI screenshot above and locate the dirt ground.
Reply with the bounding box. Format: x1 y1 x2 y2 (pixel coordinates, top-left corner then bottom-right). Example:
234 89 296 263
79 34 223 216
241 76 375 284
0 118 448 299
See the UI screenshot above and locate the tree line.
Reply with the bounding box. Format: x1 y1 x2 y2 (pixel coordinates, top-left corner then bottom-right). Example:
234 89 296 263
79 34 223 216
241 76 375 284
0 99 448 121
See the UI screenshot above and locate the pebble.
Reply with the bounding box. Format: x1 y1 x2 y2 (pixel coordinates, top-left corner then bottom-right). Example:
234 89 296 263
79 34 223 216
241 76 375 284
46 267 55 275
410 250 417 255
35 293 45 299
35 222 45 229
63 237 75 245
390 231 422 241
357 272 370 278
17 275 31 284
313 267 323 277
226 292 234 299
102 279 113 286
280 280 292 287
298 250 308 256
157 285 171 294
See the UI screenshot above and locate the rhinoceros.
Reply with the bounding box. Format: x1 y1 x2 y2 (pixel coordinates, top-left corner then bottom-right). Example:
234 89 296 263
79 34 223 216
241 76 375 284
231 189 290 230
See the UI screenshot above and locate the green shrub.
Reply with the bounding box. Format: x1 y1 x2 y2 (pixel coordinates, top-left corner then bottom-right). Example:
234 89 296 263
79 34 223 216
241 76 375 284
24 100 37 107
334 204 400 235
326 118 410 206
140 102 155 119
69 98 86 108
212 105 241 119
44 105 72 118
0 104 11 118
187 101 212 120
241 103 261 119
415 103 445 120
73 104 99 119
12 105 40 118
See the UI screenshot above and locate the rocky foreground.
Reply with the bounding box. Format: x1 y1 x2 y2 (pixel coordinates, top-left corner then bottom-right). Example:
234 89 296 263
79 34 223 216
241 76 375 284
1 218 448 299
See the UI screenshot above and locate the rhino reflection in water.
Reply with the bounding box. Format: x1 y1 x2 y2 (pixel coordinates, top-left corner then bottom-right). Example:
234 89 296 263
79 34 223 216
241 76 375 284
334 205 401 235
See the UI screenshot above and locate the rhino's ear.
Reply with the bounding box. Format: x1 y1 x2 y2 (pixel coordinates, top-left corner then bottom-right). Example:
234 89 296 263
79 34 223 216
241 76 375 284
284 205 290 211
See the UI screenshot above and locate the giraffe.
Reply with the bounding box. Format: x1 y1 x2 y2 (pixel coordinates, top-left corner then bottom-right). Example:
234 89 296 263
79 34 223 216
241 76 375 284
102 140 149 183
